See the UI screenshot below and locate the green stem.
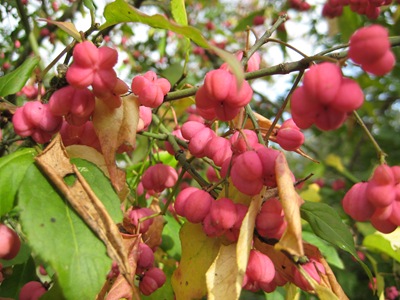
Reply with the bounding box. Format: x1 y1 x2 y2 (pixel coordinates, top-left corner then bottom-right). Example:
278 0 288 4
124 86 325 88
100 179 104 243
264 70 304 142
352 111 387 164
244 104 265 145
242 13 289 66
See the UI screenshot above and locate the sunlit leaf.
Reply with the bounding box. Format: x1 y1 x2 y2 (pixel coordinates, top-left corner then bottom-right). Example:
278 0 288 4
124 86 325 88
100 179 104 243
0 57 40 97
38 19 81 41
171 0 188 26
101 0 243 83
171 223 220 300
363 231 400 263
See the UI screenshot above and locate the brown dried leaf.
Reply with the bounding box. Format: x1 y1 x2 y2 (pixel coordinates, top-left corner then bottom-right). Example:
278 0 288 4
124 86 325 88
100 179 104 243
142 201 165 250
35 135 132 286
92 95 139 194
274 152 304 258
104 234 141 300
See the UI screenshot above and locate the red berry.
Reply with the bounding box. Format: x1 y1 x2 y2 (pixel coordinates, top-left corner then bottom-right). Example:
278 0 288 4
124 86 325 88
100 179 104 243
174 187 213 223
342 182 374 221
19 281 47 300
253 15 265 26
136 243 155 273
276 119 304 151
141 164 178 193
139 267 166 296
209 198 238 230
256 198 287 240
292 258 325 291
246 250 275 284
348 25 390 65
0 224 21 260
128 208 154 234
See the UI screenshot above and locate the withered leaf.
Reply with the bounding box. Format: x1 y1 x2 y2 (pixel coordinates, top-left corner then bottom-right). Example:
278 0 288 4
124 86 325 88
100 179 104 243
274 152 304 258
35 135 132 286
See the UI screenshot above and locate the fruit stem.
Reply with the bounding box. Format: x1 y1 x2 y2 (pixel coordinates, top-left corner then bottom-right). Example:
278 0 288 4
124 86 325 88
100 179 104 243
265 38 309 58
242 13 288 66
352 111 387 164
264 70 304 142
245 104 265 145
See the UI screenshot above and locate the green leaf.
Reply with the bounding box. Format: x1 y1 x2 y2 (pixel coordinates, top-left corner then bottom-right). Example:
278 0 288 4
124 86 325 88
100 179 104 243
0 148 37 216
233 9 264 32
0 256 37 298
0 57 40 97
301 202 373 280
160 213 182 261
363 233 400 263
302 231 344 269
18 164 112 300
70 158 123 223
171 0 188 26
101 0 243 83
337 6 362 42
83 0 95 11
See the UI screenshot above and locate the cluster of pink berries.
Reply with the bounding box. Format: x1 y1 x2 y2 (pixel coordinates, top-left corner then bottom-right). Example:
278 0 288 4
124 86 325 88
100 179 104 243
136 242 166 296
323 0 392 19
13 40 171 148
140 164 178 194
291 62 364 131
289 0 312 11
342 164 400 233
175 189 248 242
131 71 171 108
195 69 253 121
13 101 63 144
348 25 395 76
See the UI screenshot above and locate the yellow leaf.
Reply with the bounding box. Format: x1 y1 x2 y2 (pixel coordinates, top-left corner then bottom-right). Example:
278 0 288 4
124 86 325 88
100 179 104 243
171 223 220 300
206 244 238 300
38 18 81 41
299 183 321 202
274 152 304 258
325 154 345 173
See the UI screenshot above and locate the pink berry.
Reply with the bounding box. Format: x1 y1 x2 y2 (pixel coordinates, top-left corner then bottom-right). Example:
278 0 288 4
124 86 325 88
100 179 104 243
60 121 101 152
181 121 206 140
139 267 166 296
256 146 280 187
330 78 364 112
276 119 304 151
253 15 265 26
342 182 374 221
246 250 275 284
361 50 395 76
256 198 287 240
188 127 216 158
348 25 390 65
174 187 213 223
19 281 47 300
136 243 155 273
229 130 259 154
137 106 152 132
292 258 326 291
0 224 21 260
141 164 178 193
209 198 238 230
128 208 154 234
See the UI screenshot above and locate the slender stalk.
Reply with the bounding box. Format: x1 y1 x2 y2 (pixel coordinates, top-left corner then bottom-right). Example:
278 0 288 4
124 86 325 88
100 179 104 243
264 70 304 142
353 111 387 164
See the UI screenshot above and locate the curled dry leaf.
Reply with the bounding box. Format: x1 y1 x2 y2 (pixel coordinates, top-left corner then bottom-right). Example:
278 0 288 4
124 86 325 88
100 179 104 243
142 200 164 250
274 152 304 259
103 234 141 300
93 94 139 195
35 135 133 287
